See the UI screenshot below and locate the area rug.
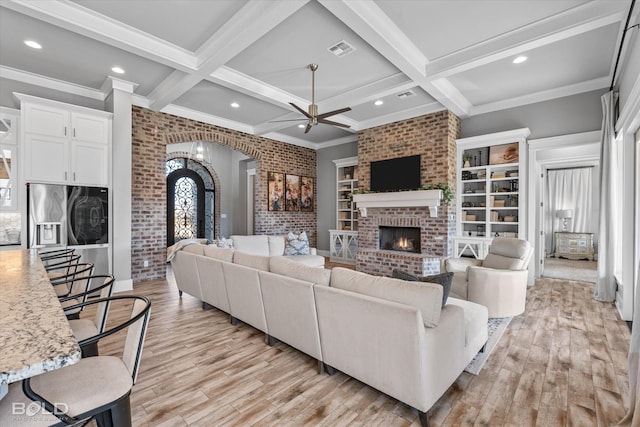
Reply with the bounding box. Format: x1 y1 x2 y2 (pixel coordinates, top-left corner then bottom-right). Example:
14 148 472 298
543 257 597 283
464 316 512 375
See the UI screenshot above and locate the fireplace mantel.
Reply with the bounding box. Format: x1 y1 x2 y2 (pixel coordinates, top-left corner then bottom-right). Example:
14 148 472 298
352 190 443 218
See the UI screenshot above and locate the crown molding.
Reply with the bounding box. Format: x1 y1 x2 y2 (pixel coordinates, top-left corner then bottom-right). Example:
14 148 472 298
0 66 106 101
160 104 254 135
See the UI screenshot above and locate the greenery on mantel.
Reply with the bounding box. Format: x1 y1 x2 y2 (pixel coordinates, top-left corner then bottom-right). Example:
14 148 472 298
350 183 454 204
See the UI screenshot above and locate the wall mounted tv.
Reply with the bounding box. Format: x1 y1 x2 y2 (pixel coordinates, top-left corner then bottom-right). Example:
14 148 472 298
370 155 421 192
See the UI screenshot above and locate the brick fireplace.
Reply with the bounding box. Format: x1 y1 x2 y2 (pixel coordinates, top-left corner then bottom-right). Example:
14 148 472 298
355 110 460 277
354 200 454 277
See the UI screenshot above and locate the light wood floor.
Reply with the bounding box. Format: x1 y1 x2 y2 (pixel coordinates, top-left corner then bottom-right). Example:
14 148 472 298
95 270 631 426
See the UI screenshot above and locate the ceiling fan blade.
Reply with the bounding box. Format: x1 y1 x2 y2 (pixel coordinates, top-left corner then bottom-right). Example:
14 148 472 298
289 102 311 119
317 107 351 120
268 118 308 123
318 118 351 128
304 123 312 134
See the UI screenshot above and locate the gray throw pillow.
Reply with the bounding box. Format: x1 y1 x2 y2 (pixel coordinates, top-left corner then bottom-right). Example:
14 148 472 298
392 268 453 307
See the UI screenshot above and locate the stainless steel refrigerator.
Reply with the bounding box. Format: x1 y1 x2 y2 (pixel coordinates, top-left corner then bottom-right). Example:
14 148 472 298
27 183 111 287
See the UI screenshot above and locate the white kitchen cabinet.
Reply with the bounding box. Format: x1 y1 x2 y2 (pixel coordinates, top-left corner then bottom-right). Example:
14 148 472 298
17 93 111 186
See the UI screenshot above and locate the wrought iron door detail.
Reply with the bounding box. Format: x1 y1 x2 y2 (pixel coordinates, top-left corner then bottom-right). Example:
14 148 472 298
174 177 197 240
166 157 214 246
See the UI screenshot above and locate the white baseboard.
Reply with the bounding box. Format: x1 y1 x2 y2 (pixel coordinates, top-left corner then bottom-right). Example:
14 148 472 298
113 278 133 293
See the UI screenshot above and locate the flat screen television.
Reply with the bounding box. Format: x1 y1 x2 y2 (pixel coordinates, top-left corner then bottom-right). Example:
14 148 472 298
370 155 421 192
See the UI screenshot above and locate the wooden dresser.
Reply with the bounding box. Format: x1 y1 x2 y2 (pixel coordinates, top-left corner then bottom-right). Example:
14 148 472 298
554 232 595 261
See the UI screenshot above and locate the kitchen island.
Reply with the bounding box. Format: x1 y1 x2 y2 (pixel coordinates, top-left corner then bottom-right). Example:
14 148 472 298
0 249 81 398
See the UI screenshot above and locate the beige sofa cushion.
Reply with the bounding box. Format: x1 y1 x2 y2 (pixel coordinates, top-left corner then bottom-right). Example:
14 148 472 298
230 235 270 256
268 235 286 256
233 251 271 271
330 267 442 328
281 254 325 268
182 244 205 255
269 256 331 285
204 245 235 262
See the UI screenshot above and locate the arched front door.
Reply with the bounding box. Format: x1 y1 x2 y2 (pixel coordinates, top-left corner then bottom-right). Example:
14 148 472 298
167 169 205 246
166 157 215 246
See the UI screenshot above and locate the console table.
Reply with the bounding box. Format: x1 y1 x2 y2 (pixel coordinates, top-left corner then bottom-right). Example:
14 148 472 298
554 232 594 261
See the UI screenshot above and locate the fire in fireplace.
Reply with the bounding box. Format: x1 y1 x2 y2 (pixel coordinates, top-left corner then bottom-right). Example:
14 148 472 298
379 226 421 253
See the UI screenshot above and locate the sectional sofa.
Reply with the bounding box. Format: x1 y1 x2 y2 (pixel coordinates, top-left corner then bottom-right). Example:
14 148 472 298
170 243 488 426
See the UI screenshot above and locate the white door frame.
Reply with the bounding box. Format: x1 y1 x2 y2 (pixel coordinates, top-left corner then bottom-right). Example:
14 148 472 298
527 131 601 279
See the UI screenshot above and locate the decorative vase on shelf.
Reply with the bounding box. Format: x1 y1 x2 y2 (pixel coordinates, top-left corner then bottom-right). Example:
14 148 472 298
463 159 471 168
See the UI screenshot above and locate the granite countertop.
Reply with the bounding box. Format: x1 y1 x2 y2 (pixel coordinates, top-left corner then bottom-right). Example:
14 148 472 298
0 249 81 385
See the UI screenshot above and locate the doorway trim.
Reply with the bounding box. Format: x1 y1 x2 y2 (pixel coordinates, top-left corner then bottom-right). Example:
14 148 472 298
527 131 601 281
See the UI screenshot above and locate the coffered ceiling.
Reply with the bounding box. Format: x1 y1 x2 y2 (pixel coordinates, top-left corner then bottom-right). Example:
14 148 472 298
0 0 634 149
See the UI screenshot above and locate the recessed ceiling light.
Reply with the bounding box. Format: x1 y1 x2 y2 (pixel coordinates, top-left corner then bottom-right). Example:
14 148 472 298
230 102 240 108
298 124 305 128
374 100 384 106
24 40 42 49
512 56 528 64
111 66 125 74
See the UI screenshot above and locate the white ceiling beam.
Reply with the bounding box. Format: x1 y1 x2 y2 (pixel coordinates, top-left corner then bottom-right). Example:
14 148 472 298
161 104 254 135
470 76 609 116
319 0 471 117
148 0 309 110
427 2 626 80
208 66 309 109
3 0 197 71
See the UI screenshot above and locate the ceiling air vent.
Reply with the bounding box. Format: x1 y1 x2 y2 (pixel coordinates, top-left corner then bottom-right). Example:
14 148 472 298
396 90 416 99
328 40 356 57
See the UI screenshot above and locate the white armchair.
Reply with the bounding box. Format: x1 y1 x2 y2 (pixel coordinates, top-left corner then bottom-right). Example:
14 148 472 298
441 237 533 318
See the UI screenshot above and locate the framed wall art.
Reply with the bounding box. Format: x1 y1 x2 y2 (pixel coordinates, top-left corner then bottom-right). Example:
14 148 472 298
267 171 284 211
285 174 301 211
489 142 519 165
300 176 314 212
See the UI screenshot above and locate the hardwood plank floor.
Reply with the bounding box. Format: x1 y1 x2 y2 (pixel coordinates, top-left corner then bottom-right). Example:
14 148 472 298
92 271 630 426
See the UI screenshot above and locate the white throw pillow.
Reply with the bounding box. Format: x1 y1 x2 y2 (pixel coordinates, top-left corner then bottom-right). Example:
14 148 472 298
284 231 310 255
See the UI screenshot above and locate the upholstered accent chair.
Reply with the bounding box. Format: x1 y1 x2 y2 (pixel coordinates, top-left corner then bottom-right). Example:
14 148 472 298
441 237 533 318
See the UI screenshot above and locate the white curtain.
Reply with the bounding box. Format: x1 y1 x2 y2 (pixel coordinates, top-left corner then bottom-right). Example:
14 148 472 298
545 168 594 254
594 91 617 302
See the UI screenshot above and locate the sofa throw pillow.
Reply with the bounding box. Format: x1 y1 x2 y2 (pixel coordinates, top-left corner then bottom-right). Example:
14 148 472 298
419 272 454 307
213 238 234 249
284 231 310 255
391 268 453 307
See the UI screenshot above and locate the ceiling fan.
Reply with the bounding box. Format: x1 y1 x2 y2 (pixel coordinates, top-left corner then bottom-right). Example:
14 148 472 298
275 64 351 134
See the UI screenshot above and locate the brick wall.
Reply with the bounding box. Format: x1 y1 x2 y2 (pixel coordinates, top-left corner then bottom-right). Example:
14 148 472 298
131 106 317 283
357 110 459 190
355 110 460 276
